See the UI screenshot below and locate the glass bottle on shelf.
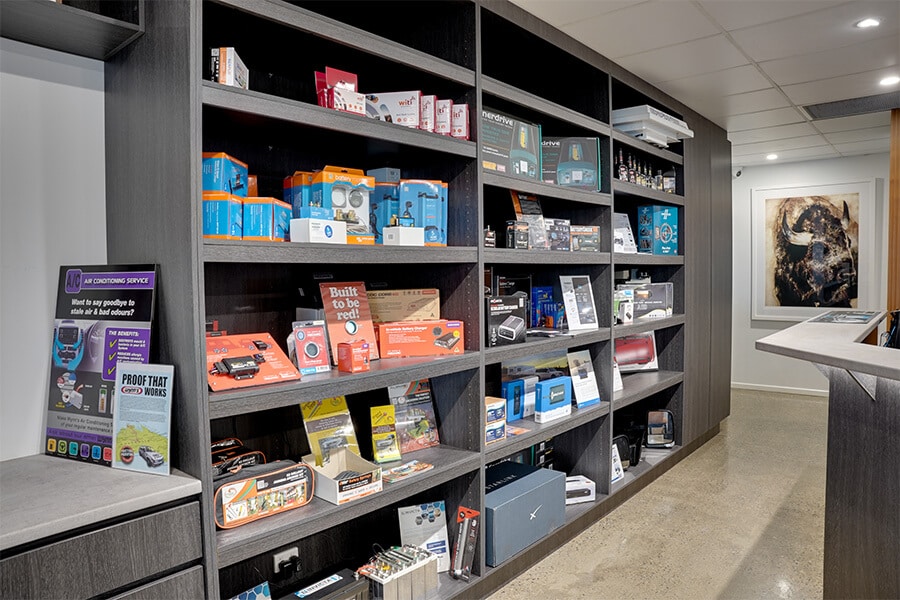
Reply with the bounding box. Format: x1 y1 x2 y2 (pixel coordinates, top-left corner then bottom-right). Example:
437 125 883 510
654 169 663 191
628 154 636 184
618 148 628 181
663 165 677 194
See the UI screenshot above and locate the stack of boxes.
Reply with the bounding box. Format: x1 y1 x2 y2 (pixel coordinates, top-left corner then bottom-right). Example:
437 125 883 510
484 396 506 447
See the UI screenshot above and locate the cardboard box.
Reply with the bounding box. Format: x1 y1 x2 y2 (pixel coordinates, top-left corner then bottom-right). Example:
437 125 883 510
451 103 469 140
501 379 524 423
313 166 375 238
283 171 314 218
303 448 382 505
617 282 674 319
637 205 678 255
202 152 249 196
247 174 258 197
289 218 347 244
485 420 506 446
338 340 370 373
565 475 596 505
211 47 248 90
505 220 529 249
376 319 465 358
614 288 634 324
545 218 571 251
399 179 443 245
485 396 506 424
202 192 243 240
484 462 565 566
383 226 425 246
365 91 422 128
370 183 399 244
535 376 572 423
570 225 600 252
367 288 440 323
242 197 291 241
367 168 401 183
315 67 365 116
420 95 436 132
541 137 601 191
435 99 452 135
485 295 527 347
481 108 541 180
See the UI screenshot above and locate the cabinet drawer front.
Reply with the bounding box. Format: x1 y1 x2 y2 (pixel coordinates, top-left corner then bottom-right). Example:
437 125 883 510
1 503 201 599
111 565 204 599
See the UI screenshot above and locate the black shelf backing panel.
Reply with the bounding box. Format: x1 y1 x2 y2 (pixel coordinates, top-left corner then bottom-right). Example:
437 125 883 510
613 315 686 338
612 180 685 206
64 0 140 24
612 130 683 164
482 171 611 207
485 402 610 463
215 451 480 568
203 241 479 264
612 78 686 121
483 330 610 365
0 0 143 61
206 0 475 96
284 0 476 71
479 7 608 123
612 370 683 411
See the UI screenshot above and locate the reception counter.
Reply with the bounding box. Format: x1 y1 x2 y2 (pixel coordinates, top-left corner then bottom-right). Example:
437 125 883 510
757 311 899 599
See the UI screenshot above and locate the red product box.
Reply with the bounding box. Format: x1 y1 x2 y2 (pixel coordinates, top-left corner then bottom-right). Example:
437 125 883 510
314 67 365 116
376 319 465 358
338 340 370 373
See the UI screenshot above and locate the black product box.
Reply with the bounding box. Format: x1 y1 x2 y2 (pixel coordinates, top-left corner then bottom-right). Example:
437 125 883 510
545 218 571 251
505 220 529 249
616 282 674 319
541 137 601 191
486 295 527 346
481 108 542 181
532 438 554 467
484 461 565 566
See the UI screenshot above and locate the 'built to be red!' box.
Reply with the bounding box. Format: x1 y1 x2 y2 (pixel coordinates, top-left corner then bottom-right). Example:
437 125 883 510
376 319 465 358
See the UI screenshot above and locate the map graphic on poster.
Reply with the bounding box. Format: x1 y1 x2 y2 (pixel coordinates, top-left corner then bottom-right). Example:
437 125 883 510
45 265 158 466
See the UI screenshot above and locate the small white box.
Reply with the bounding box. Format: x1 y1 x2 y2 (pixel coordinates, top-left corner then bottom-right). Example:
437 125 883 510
565 475 596 505
383 226 425 246
435 99 452 135
302 448 382 505
451 103 469 140
420 95 436 133
289 218 347 244
365 91 422 128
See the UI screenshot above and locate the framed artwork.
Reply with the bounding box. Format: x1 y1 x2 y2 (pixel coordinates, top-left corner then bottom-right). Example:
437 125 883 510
751 180 876 321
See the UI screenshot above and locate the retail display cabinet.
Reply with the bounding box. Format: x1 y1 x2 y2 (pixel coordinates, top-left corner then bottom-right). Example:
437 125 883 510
100 1 732 597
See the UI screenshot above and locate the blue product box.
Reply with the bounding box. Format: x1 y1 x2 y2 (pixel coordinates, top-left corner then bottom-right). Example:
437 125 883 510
370 182 399 244
501 379 525 422
541 137 601 191
283 171 315 218
438 181 448 246
366 167 401 183
531 286 554 328
534 376 572 423
312 166 375 238
637 205 679 255
202 152 249 197
399 179 442 245
296 206 332 219
202 192 242 239
485 461 565 566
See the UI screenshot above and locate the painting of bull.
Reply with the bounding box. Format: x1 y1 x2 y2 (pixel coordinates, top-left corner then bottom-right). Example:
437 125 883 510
765 194 859 309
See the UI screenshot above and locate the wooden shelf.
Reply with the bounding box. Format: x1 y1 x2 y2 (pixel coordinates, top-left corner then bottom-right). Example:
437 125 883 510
612 129 683 164
613 315 685 338
612 446 679 492
612 180 685 206
483 330 611 365
613 370 684 411
482 171 611 206
613 253 684 266
483 247 610 265
203 240 478 265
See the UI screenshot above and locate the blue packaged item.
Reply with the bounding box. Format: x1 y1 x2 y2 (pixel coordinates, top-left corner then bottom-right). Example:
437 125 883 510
370 183 399 244
534 376 572 423
399 179 442 245
366 167 401 183
637 205 679 255
501 379 525 422
203 152 249 197
203 192 242 239
284 171 314 218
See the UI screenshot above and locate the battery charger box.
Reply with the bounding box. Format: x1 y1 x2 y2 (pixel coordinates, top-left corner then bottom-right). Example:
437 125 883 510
399 179 443 245
370 182 399 244
637 205 679 255
289 218 347 244
617 282 674 319
313 166 375 240
367 288 440 323
202 192 243 239
242 197 291 241
481 108 542 181
541 137 601 191
283 171 315 218
365 91 422 128
485 295 527 347
202 152 249 196
375 319 465 358
535 376 572 423
484 461 565 566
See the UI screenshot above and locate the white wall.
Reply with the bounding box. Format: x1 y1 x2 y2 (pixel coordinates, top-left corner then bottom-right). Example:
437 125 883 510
0 39 106 461
731 153 890 396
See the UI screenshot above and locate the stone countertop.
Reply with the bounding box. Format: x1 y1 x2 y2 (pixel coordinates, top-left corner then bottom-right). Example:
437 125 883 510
755 311 899 380
0 454 201 551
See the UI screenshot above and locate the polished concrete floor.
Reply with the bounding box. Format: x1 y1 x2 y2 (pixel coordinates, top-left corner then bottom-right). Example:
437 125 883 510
487 389 828 600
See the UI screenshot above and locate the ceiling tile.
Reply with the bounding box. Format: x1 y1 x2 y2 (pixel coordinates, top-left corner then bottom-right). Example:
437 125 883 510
561 1 719 59
708 88 791 118
728 122 819 145
732 134 830 155
615 35 749 83
823 126 892 144
697 0 845 32
759 34 900 86
509 0 648 28
725 107 808 131
782 67 900 105
811 111 892 133
736 146 841 166
657 64 770 97
834 138 892 155
729 1 900 62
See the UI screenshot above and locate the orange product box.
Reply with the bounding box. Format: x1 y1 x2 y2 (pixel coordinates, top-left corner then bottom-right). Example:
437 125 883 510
248 174 258 197
338 340 370 373
376 319 465 358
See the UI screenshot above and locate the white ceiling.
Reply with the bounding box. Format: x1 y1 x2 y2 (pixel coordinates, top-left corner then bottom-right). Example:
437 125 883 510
509 0 899 167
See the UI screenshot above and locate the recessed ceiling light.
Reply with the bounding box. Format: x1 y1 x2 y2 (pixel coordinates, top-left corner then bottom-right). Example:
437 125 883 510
855 18 880 28
766 154 778 160
880 75 900 86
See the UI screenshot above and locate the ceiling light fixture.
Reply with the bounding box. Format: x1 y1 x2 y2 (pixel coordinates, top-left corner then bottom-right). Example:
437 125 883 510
855 18 880 28
880 75 900 86
766 154 778 160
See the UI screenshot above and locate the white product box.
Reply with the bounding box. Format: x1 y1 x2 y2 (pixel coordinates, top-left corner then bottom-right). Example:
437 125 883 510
451 103 469 140
435 99 452 135
212 47 248 90
302 448 382 505
420 95 436 132
383 226 425 246
565 475 596 505
365 91 422 128
289 218 347 244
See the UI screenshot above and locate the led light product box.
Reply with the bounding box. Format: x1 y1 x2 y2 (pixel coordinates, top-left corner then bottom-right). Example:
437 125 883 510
481 108 542 181
534 376 572 423
399 179 443 245
637 205 679 255
570 225 600 252
485 295 527 347
451 103 470 140
617 282 674 319
202 192 243 240
541 137 601 191
375 319 464 358
202 152 248 196
367 288 440 323
242 197 291 241
545 218 571 251
435 99 452 135
365 91 422 128
313 166 376 242
420 95 436 132
484 461 565 566
383 226 425 246
289 218 347 244
370 182 399 244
